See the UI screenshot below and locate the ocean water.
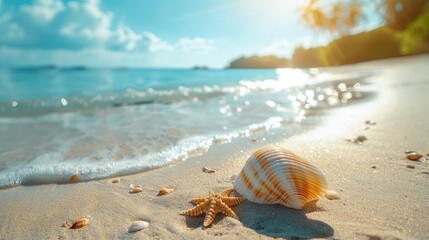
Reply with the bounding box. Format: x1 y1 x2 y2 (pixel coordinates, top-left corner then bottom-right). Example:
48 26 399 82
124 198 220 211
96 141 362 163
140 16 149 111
0 67 369 188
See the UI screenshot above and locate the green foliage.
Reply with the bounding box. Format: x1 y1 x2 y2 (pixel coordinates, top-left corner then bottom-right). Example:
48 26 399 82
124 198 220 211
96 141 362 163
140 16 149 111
399 3 429 54
227 55 289 69
300 0 429 36
290 27 402 67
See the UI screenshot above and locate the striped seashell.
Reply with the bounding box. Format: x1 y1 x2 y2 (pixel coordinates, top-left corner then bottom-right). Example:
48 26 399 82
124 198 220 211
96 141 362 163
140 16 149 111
233 146 328 209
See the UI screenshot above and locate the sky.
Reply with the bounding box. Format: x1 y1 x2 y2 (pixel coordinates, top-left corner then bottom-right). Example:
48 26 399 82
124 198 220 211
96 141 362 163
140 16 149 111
0 0 381 68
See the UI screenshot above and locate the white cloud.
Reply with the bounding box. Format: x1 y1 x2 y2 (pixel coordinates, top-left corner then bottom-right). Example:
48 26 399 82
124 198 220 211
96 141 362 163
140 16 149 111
0 0 183 52
260 40 293 57
0 0 218 67
20 0 65 23
176 37 215 53
143 32 175 52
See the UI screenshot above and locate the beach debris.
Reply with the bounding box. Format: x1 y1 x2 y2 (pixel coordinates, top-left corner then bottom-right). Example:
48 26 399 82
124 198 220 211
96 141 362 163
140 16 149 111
406 153 423 161
406 164 415 169
129 184 143 193
250 138 257 142
348 135 368 143
202 167 216 173
128 221 149 233
325 190 341 200
233 146 328 209
158 187 174 196
365 120 376 125
404 150 416 154
111 178 121 183
69 218 89 229
181 188 245 228
371 165 377 169
70 174 79 182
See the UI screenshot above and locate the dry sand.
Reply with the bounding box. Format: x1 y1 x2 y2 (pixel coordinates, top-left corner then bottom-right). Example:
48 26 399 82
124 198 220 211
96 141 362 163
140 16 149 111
1 56 428 239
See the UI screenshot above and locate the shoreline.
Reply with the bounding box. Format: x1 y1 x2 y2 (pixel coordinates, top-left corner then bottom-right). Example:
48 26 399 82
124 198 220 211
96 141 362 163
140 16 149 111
1 56 428 239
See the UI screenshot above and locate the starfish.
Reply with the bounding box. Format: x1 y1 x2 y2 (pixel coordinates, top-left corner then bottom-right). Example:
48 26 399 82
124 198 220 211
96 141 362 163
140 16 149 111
181 188 246 227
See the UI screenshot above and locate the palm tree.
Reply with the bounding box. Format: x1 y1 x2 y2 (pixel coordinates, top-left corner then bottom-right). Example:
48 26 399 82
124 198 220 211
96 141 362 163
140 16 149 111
343 0 364 29
299 0 328 31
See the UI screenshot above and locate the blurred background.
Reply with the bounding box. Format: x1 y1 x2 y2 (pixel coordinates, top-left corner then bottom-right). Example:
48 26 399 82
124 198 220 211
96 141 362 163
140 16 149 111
0 0 428 69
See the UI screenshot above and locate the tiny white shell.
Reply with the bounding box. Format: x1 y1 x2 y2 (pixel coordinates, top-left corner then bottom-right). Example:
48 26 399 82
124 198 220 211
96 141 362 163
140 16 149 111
129 184 143 193
233 146 328 209
324 190 340 200
128 221 149 233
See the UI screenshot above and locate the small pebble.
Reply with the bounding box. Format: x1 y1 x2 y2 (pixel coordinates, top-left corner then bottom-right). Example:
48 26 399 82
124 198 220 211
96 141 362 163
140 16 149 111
371 165 377 169
129 184 143 193
111 178 121 183
128 221 149 233
349 135 368 143
70 218 89 229
356 135 368 142
406 153 423 161
70 175 79 182
404 150 416 154
250 138 257 142
202 167 216 173
325 190 340 200
365 120 376 125
406 165 415 169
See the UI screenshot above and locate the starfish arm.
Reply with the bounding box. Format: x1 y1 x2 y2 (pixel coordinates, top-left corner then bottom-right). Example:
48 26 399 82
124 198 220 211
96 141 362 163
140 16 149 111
217 200 239 219
221 196 246 206
181 199 209 216
203 200 217 227
190 197 208 205
219 188 234 196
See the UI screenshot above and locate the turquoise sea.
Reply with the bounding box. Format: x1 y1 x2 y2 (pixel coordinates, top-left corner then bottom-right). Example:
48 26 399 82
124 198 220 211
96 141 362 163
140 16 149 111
0 66 368 188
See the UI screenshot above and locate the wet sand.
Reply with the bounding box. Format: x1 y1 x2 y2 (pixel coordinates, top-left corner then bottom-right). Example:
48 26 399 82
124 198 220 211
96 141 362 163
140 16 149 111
1 55 428 239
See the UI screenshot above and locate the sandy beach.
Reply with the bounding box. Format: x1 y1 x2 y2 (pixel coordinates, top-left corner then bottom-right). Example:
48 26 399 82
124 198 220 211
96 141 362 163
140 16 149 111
1 55 428 239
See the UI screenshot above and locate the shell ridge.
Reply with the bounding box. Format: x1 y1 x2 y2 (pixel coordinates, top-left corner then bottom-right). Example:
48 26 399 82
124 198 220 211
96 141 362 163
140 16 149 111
245 156 277 203
252 151 293 205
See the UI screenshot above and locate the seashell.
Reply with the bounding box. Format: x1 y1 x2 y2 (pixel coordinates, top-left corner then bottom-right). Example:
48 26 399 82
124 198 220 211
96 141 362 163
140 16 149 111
233 146 328 209
69 218 89 229
158 187 174 196
128 220 149 233
324 190 340 200
70 174 79 182
129 184 143 193
406 153 423 161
